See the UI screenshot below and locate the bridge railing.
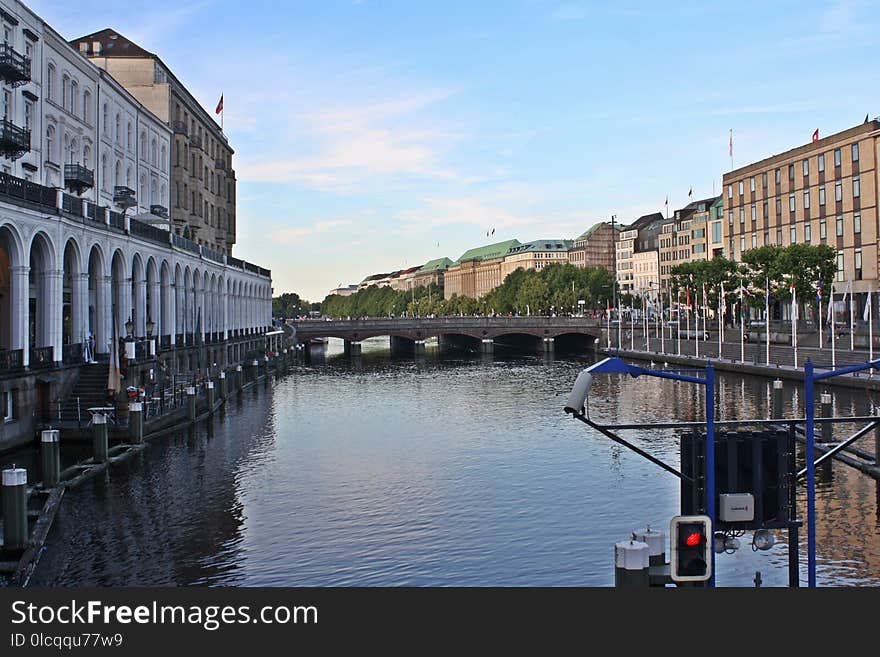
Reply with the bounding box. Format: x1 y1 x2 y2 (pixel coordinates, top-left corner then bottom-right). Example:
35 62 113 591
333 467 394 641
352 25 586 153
292 316 605 333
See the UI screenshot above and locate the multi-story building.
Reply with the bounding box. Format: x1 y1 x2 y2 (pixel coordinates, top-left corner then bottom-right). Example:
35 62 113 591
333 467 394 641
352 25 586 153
389 265 422 291
633 251 660 297
567 222 619 272
328 285 358 297
722 120 880 315
444 240 520 299
411 257 453 292
71 29 236 255
500 239 572 281
616 229 638 294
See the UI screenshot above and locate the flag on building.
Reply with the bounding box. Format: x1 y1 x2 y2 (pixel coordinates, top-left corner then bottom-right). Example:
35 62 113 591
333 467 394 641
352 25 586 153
865 113 870 124
790 282 798 320
688 187 693 199
215 94 224 114
812 128 819 142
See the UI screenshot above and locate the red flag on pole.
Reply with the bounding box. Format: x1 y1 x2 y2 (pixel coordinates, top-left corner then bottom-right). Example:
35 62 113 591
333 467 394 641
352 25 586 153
812 128 819 142
215 94 224 114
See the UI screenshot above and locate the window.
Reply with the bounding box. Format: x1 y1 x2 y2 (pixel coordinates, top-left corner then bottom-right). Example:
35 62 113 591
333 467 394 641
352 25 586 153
775 169 781 185
160 145 166 172
752 233 757 248
728 210 733 225
62 74 69 109
101 154 107 191
82 144 90 167
102 103 108 135
803 159 809 177
789 194 796 212
47 64 55 101
83 90 91 123
126 166 132 189
739 208 745 224
114 160 121 187
837 252 844 281
127 122 133 151
24 100 32 131
712 221 722 243
834 148 841 167
834 181 842 202
727 184 732 199
2 389 13 422
788 164 795 181
854 212 861 234
804 223 811 243
852 143 859 162
776 228 782 245
762 201 768 219
750 177 755 192
818 153 825 172
70 80 78 115
45 125 54 162
790 226 796 244
803 190 810 210
740 236 745 252
853 176 860 198
764 231 769 245
855 249 863 280
115 114 122 143
739 181 743 195
836 215 843 236
751 204 756 221
140 131 147 158
151 138 157 166
762 172 768 188
820 218 826 239
25 42 33 78
776 199 782 215
819 185 825 205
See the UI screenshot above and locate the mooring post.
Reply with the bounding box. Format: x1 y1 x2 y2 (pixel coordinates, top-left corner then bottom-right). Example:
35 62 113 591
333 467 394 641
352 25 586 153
1 466 28 553
92 413 108 463
820 393 832 443
236 364 243 391
543 337 555 353
613 539 650 588
219 371 227 400
251 359 259 383
186 386 197 422
264 356 270 385
772 379 784 419
40 429 61 489
207 381 215 412
128 402 143 445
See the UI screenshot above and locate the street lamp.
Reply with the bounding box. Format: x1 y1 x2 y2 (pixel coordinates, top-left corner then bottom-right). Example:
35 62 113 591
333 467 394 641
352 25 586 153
146 317 156 358
124 316 134 338
124 316 136 362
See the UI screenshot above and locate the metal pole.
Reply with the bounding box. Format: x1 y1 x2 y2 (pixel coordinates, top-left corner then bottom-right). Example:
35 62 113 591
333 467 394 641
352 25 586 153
1 466 28 552
92 413 108 463
772 379 783 419
804 358 817 587
705 363 716 588
128 401 143 445
40 429 61 488
820 393 832 443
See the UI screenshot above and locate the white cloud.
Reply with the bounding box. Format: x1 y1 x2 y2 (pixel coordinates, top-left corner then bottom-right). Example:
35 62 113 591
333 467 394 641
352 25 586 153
268 219 353 244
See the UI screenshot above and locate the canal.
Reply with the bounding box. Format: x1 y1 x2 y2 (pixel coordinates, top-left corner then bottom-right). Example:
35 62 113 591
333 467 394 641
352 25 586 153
24 338 880 586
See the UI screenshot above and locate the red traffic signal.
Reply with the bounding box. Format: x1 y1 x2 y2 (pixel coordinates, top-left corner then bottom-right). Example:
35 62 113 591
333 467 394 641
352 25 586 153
670 515 712 583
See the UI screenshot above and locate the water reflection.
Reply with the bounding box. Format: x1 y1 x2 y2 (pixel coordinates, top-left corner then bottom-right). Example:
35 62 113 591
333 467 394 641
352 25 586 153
24 339 880 586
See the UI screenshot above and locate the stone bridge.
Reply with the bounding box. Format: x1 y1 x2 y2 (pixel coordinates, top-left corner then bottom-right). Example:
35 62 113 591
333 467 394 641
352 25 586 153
290 317 606 354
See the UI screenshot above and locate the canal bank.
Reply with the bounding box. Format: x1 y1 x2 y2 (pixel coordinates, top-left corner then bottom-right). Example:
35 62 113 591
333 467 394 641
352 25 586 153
0 349 297 587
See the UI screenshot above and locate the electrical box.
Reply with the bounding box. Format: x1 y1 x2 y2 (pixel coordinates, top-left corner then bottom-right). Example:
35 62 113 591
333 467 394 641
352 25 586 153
719 493 755 522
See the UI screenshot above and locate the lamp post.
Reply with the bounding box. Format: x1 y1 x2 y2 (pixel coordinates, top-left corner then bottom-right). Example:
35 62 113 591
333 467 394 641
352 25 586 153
146 317 156 358
124 316 135 363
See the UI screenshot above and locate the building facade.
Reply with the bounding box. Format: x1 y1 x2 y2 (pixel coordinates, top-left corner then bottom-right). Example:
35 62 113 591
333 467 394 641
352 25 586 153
632 250 659 297
500 239 571 280
72 30 236 255
615 229 637 294
411 257 452 291
722 120 880 314
567 222 618 272
444 239 520 300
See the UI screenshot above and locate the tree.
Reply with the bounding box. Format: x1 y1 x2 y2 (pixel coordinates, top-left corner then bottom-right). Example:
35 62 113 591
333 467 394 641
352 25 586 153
273 292 312 318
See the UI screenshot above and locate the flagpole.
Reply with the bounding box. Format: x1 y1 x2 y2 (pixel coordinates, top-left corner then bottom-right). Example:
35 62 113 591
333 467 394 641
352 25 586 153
676 288 681 356
830 282 836 370
660 288 665 354
644 293 650 352
849 279 854 351
695 287 700 360
718 288 723 358
630 302 634 351
792 284 798 369
869 287 874 362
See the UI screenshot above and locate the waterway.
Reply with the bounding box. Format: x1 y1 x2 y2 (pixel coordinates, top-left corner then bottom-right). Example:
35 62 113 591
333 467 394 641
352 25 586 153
22 338 880 586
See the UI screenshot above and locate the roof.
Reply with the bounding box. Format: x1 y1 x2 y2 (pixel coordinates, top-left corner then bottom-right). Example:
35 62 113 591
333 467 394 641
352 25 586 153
455 239 521 263
360 273 389 283
73 28 154 58
628 212 664 231
417 257 454 272
574 221 622 242
506 239 573 255
397 266 422 276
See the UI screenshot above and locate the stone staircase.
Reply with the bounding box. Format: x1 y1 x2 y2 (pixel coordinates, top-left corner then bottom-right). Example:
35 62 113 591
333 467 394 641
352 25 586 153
59 363 111 425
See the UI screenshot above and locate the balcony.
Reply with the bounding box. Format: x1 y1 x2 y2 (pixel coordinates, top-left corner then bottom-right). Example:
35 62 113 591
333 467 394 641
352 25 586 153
113 186 136 209
64 164 94 194
0 43 31 86
150 204 168 218
0 118 30 159
172 120 188 136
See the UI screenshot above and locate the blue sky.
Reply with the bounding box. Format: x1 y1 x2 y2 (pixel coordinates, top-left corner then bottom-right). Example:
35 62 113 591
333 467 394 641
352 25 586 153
31 0 880 300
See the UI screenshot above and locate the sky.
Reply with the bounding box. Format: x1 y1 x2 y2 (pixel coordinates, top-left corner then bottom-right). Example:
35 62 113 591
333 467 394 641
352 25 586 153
30 0 880 300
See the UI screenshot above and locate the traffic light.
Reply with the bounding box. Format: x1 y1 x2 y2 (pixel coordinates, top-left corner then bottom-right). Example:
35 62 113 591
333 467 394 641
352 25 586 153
670 515 712 583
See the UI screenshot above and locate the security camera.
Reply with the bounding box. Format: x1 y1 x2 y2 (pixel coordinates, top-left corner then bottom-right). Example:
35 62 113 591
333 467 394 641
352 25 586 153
564 371 593 415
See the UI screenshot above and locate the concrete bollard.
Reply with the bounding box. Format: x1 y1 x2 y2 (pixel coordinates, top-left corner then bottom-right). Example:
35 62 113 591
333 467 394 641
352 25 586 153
349 342 362 356
251 359 259 382
128 402 143 444
614 539 650 588
236 365 243 390
633 527 666 568
92 413 108 462
820 393 833 443
40 429 61 488
219 372 227 400
186 386 196 422
2 467 28 553
772 380 784 419
543 337 555 353
207 381 215 413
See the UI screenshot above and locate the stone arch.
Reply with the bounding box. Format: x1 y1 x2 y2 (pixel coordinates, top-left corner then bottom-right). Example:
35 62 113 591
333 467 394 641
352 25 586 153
110 248 129 341
62 236 85 348
160 260 173 342
28 231 58 361
87 243 108 355
146 256 159 339
0 222 26 354
130 252 146 337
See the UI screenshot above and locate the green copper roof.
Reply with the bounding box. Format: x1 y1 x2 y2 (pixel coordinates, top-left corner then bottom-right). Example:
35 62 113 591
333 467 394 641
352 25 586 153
506 239 573 255
455 239 521 263
417 257 454 272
